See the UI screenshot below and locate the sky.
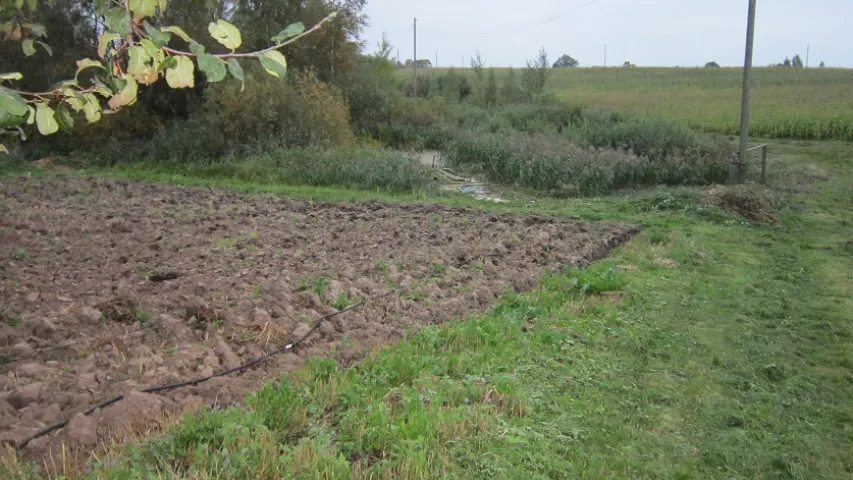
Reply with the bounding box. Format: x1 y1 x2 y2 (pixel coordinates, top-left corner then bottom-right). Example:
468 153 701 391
361 0 851 68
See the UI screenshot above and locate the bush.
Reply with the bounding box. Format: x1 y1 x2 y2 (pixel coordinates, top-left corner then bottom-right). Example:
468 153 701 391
445 131 728 196
163 146 436 192
198 68 353 149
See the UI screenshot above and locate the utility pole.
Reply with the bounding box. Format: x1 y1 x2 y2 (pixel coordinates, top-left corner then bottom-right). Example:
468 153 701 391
806 44 810 67
413 17 417 97
734 0 757 185
436 51 438 68
397 49 400 65
604 44 608 67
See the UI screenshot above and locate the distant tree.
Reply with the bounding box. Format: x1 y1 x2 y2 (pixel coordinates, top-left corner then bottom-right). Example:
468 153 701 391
792 55 804 68
470 50 486 81
704 61 721 68
522 47 550 96
552 54 579 68
376 31 393 60
481 69 498 107
500 67 524 104
622 61 636 67
783 57 792 67
819 61 826 68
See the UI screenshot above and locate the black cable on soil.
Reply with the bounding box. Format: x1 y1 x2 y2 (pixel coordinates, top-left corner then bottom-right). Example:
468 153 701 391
13 287 402 450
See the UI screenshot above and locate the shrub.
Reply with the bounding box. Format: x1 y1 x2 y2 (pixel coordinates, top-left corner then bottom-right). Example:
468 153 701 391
445 131 728 196
208 146 436 192
198 68 353 149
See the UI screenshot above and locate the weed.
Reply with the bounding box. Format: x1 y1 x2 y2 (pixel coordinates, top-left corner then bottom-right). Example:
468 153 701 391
377 258 390 274
135 310 151 326
429 262 447 278
298 276 328 296
332 292 357 311
2 313 22 328
12 249 28 261
213 237 237 249
249 284 262 300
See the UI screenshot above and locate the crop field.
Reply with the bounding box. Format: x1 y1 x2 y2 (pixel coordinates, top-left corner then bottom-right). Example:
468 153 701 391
419 67 853 141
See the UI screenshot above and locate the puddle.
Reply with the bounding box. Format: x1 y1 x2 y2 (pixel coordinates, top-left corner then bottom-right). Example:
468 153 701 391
443 183 506 203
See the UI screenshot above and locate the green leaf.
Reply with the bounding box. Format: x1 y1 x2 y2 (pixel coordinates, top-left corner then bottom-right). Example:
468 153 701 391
197 53 226 83
83 93 102 123
75 59 105 80
271 22 305 43
139 39 160 57
26 105 35 125
0 87 28 117
34 40 52 57
35 103 59 135
0 144 7 155
165 56 194 88
129 0 167 18
158 56 177 72
0 72 23 82
28 23 46 38
162 26 191 42
107 76 138 109
208 19 241 50
127 46 151 75
22 39 36 57
0 106 27 128
144 22 172 47
227 58 245 91
98 33 120 58
54 104 75 132
103 8 131 36
259 51 287 78
26 0 37 12
189 42 205 55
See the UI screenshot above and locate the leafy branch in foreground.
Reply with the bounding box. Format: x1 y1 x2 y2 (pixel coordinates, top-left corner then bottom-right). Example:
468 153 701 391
0 0 336 153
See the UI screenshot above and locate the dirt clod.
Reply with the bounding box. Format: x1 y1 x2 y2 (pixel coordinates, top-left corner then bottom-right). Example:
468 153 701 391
96 297 137 323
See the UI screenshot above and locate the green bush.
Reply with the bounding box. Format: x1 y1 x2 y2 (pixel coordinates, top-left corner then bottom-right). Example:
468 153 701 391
198 68 353 148
445 131 728 196
160 146 436 193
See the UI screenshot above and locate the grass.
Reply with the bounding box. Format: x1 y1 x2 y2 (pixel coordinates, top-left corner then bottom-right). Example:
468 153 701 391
415 67 853 141
2 140 852 479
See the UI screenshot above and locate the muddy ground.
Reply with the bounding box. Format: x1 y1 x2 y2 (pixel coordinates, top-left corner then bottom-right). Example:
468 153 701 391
0 176 639 465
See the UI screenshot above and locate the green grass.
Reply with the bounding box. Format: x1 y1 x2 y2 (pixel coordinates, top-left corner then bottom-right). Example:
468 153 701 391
417 67 853 141
3 140 853 479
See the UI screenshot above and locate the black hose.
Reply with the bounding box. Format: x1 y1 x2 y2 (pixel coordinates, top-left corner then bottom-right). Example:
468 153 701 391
13 287 401 450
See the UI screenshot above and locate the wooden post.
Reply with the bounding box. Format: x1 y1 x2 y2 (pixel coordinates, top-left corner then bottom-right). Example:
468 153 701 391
735 0 758 185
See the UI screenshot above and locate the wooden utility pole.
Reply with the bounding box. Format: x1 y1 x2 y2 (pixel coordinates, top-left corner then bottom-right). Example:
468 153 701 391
806 44 810 67
734 0 757 185
413 17 418 97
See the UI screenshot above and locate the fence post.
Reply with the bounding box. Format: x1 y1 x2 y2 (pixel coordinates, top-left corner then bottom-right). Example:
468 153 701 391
730 153 741 185
760 145 767 184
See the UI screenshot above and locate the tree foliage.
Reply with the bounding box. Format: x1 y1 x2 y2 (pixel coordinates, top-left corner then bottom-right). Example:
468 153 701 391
552 54 579 68
0 0 339 153
704 61 720 68
522 48 550 96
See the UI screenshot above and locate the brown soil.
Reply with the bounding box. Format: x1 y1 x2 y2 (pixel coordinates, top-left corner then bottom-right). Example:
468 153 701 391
0 176 639 466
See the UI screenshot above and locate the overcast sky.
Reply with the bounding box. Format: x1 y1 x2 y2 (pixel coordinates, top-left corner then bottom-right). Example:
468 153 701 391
361 0 851 68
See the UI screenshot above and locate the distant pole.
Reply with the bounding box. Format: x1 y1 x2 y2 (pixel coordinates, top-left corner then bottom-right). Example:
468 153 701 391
806 44 810 67
604 44 608 67
413 17 417 96
436 51 438 68
734 0 757 185
397 49 400 64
